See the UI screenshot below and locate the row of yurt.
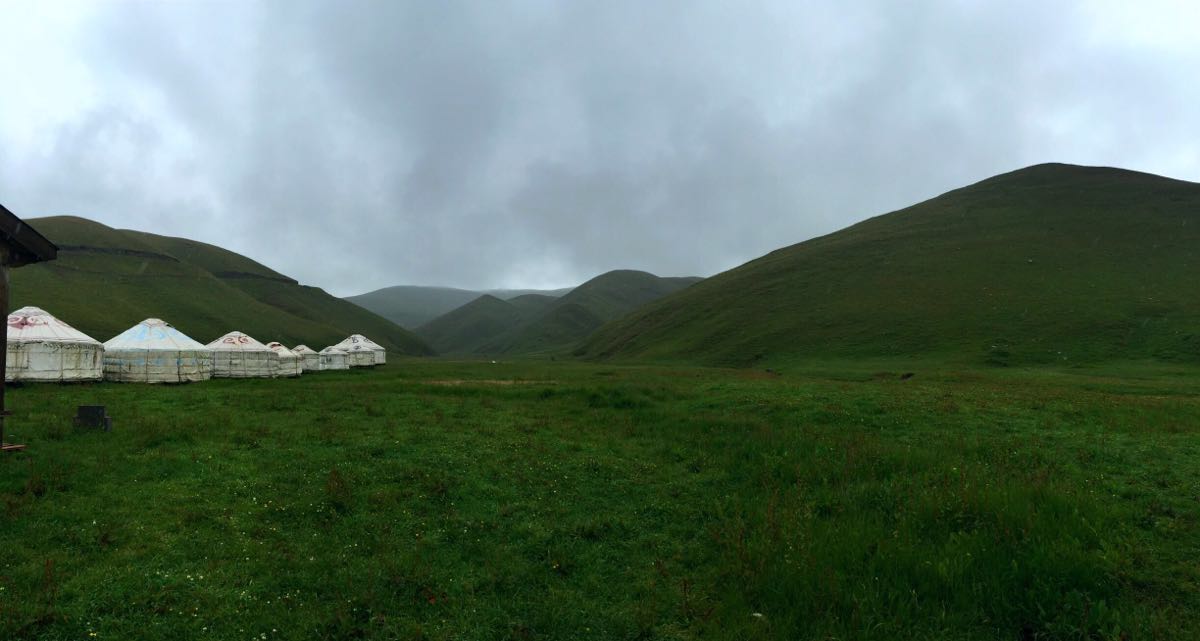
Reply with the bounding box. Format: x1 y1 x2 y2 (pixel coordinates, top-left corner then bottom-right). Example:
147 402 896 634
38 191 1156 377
7 307 386 383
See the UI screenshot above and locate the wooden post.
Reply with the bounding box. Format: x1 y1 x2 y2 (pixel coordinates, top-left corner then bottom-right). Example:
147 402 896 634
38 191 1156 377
0 258 19 451
0 207 57 452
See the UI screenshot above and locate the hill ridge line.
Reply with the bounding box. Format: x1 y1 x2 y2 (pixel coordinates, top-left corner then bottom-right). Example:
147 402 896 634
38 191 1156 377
57 244 181 262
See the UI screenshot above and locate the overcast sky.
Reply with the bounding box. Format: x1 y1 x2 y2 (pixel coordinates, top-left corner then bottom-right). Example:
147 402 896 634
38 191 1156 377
1 1 1197 296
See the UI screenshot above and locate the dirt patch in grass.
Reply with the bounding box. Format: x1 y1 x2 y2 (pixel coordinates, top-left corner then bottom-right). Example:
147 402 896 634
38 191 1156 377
424 379 558 386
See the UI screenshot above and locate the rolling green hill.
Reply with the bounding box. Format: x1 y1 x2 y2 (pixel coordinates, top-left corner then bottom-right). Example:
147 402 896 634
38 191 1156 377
419 270 702 355
578 163 1200 367
345 285 573 328
10 216 432 355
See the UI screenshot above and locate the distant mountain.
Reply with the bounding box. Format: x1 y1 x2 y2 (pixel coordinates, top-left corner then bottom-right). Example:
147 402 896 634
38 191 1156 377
416 295 529 355
486 288 576 299
492 271 703 354
343 286 486 329
10 216 432 355
506 293 558 318
578 163 1200 366
345 285 574 328
417 270 702 355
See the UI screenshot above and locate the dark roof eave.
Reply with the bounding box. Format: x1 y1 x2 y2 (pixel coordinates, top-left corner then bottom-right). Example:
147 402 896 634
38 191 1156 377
0 202 57 266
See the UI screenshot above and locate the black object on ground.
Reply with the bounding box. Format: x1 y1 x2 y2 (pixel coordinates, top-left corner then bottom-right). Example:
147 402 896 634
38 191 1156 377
74 405 112 432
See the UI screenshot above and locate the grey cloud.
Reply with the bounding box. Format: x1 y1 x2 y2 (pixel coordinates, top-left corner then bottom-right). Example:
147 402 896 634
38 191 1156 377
1 1 1197 295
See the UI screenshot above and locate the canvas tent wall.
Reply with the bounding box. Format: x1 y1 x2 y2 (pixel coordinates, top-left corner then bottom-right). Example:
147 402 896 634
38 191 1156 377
333 336 379 367
357 333 386 364
266 342 302 377
6 306 104 382
291 345 321 372
319 346 349 370
208 331 279 378
340 343 376 367
104 318 212 383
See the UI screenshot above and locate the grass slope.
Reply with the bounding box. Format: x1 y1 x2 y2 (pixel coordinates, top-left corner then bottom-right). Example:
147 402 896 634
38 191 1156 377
346 286 574 329
580 163 1200 367
1 361 1198 639
10 216 431 354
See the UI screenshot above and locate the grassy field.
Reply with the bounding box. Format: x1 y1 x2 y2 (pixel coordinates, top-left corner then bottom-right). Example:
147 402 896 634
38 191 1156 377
1 360 1198 639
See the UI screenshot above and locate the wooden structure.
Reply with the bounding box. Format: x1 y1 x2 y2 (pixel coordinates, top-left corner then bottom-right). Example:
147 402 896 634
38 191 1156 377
0 203 58 451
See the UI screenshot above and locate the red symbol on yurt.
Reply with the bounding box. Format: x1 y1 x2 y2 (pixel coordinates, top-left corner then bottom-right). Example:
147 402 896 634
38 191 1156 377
7 315 45 329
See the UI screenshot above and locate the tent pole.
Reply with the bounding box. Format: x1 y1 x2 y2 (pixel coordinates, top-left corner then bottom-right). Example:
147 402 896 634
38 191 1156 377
0 263 7 447
0 262 18 451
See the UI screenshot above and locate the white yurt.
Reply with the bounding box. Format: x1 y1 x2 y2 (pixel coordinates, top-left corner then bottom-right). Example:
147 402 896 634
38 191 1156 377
357 333 386 364
207 331 279 378
333 336 384 367
6 306 104 382
356 335 387 365
266 342 302 378
319 346 349 370
104 318 212 383
291 345 321 372
340 343 376 367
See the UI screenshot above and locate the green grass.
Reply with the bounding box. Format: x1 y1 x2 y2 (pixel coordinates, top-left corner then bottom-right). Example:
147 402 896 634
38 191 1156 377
580 164 1200 367
2 360 1198 639
11 216 431 355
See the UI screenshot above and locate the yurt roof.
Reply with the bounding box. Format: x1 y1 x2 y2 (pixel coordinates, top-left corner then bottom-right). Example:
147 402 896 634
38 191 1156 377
208 331 272 351
7 306 101 344
265 342 299 357
350 334 384 349
292 345 319 355
105 318 207 351
319 346 349 354
334 335 383 351
339 343 375 354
